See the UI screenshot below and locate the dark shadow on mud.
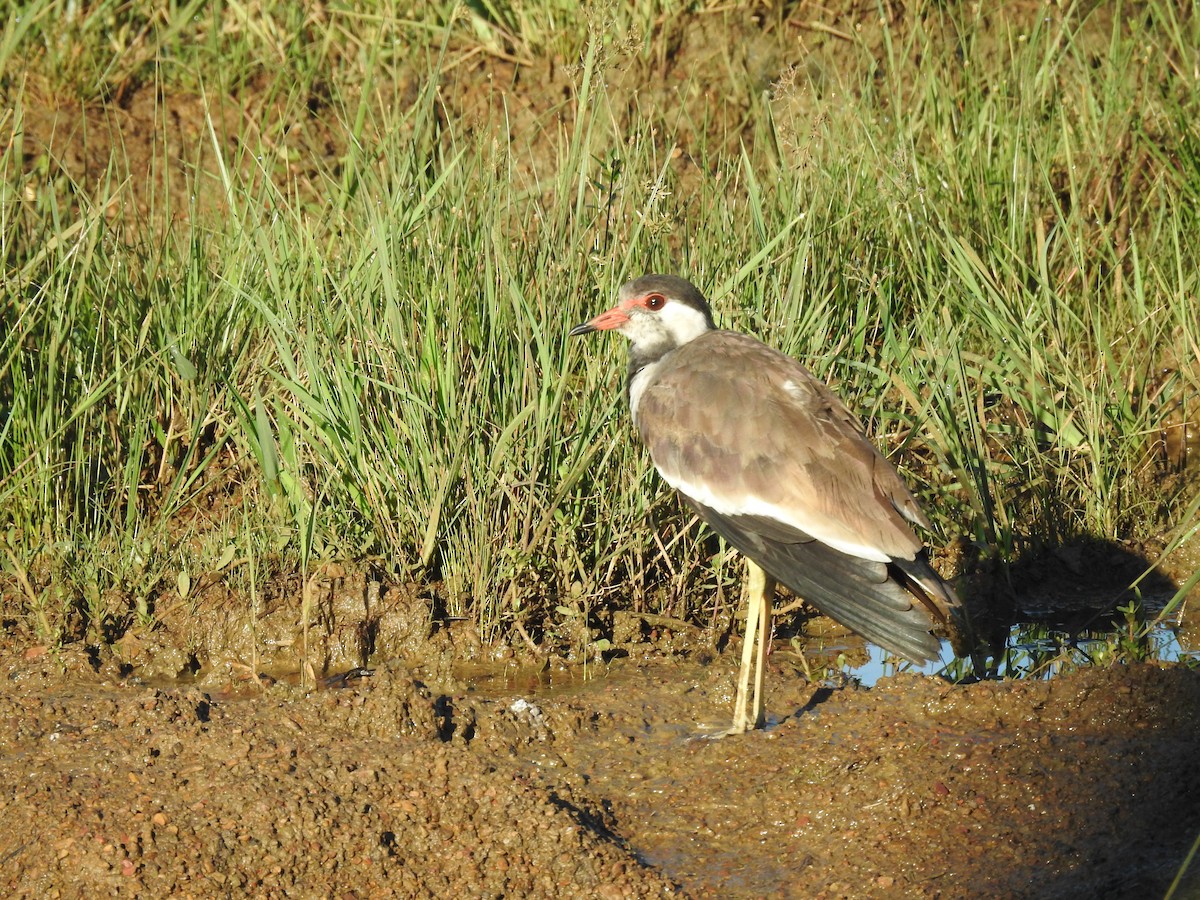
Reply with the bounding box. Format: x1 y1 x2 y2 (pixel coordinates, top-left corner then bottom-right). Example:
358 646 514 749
795 685 836 716
1007 537 1178 622
958 536 1185 677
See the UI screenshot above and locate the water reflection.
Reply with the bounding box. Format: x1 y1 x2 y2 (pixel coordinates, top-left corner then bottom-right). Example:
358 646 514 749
840 610 1198 688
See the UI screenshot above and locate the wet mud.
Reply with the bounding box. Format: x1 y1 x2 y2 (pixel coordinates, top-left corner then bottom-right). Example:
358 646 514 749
2 648 1197 898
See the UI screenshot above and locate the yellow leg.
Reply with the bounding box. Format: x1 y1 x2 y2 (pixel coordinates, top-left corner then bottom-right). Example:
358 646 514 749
728 559 775 734
751 562 774 729
730 571 759 734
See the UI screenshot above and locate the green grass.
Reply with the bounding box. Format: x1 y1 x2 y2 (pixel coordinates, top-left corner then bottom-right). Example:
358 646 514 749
1 1 1198 663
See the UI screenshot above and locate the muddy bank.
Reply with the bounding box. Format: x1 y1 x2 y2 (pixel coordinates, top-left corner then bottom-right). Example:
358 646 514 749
1 649 1197 898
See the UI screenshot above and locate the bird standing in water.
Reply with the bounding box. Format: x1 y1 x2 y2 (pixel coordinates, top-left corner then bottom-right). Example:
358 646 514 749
571 274 964 733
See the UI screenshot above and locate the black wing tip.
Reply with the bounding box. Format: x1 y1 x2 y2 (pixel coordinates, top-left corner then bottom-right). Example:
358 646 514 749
810 596 945 666
891 553 980 659
696 508 966 665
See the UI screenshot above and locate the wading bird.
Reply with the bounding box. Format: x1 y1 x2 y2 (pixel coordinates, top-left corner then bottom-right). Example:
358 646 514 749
571 274 964 733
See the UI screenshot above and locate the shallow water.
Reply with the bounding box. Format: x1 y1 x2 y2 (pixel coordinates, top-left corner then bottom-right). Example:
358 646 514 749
843 612 1197 688
454 606 1196 700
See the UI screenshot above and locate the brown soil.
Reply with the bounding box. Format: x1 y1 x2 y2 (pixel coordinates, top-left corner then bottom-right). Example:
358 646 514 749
2 648 1198 898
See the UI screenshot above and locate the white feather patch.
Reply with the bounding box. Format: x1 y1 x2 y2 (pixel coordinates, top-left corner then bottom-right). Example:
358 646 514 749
655 302 711 346
657 467 893 563
628 359 664 425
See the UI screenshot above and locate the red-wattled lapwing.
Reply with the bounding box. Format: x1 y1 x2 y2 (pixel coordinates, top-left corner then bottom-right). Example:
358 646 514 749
571 274 964 734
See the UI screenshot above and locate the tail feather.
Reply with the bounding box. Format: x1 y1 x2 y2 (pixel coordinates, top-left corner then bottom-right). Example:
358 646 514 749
690 505 962 665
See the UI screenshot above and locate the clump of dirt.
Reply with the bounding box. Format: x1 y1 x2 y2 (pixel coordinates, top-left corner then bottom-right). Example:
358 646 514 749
1 647 1197 898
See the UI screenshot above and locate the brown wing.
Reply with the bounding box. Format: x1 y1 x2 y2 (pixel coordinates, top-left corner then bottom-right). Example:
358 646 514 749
635 330 962 662
637 331 928 563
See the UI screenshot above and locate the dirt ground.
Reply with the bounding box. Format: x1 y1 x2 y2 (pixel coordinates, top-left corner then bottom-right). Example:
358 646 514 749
1 646 1198 899
6 4 1200 898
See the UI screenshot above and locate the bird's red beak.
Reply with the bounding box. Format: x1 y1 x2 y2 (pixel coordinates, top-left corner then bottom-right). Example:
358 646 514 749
570 305 630 336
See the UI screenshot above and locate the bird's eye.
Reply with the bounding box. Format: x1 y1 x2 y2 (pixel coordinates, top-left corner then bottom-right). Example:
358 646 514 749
646 294 665 310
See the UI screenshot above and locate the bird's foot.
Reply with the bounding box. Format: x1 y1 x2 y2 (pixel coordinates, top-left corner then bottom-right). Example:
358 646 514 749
696 722 752 741
694 711 778 740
